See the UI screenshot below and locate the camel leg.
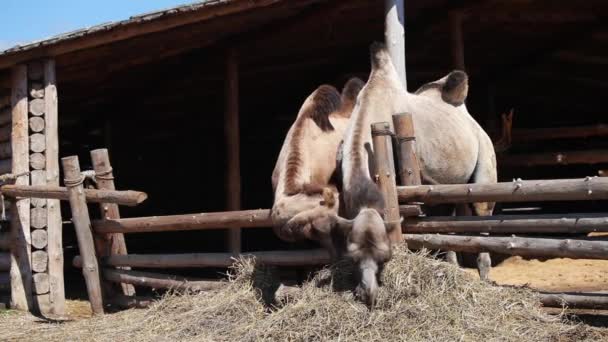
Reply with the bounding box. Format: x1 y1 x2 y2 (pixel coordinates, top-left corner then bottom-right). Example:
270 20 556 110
445 251 459 265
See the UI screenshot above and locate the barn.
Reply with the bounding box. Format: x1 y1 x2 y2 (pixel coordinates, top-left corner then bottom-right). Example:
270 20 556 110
0 0 607 317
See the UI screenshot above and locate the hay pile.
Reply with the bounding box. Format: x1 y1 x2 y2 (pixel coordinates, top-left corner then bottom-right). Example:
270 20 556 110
1 247 607 341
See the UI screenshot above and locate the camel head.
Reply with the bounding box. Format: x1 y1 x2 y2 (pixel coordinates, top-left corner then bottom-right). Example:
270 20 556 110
335 208 392 308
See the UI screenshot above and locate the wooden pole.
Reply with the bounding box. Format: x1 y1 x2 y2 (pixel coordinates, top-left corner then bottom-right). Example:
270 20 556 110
538 292 608 310
224 47 241 254
449 11 466 71
0 184 147 206
90 148 135 296
103 268 224 291
404 234 608 260
109 295 154 309
384 0 406 89
392 113 421 186
74 249 330 269
397 177 608 204
371 122 402 242
404 213 608 234
9 64 32 311
43 58 65 316
61 155 104 315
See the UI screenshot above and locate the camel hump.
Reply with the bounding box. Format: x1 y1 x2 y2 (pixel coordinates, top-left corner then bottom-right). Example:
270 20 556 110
340 77 365 115
369 41 391 70
442 70 469 106
303 84 341 131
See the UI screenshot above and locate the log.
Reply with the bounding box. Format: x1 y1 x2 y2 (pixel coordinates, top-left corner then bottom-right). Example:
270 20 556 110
31 229 48 249
62 155 104 315
0 159 11 175
28 117 45 133
91 148 135 297
392 113 422 186
0 184 147 206
31 207 47 229
75 249 330 269
29 133 46 153
10 64 32 311
29 82 44 99
44 58 65 316
29 98 45 116
0 125 11 142
404 234 608 259
399 204 422 217
397 177 608 204
513 124 608 143
0 233 10 250
0 141 10 159
103 268 225 291
499 149 608 167
32 250 48 273
109 295 154 309
371 122 402 242
0 107 10 126
0 252 9 271
33 272 50 294
404 213 608 234
30 169 47 207
384 0 406 88
538 292 608 310
225 47 241 254
29 152 45 170
93 208 271 234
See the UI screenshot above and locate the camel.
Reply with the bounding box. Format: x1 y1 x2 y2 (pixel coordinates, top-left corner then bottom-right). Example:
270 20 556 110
340 42 497 291
270 78 364 254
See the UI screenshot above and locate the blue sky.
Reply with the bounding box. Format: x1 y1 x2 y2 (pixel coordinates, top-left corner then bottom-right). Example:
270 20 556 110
0 0 195 51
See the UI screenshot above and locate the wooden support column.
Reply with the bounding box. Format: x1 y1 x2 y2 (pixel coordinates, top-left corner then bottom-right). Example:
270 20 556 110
62 156 104 315
43 58 65 317
392 113 421 187
9 64 32 311
224 48 241 254
449 11 466 71
90 148 135 296
371 122 402 243
385 0 407 89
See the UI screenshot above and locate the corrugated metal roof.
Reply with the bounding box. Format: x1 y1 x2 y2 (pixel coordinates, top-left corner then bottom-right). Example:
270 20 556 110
0 0 225 57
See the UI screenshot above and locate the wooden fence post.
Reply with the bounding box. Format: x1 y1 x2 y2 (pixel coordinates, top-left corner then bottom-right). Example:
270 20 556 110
62 155 104 315
9 64 32 311
90 148 135 296
371 122 403 243
392 113 421 187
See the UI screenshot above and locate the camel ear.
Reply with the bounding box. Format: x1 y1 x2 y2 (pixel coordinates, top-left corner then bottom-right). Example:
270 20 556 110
334 216 354 235
441 70 469 106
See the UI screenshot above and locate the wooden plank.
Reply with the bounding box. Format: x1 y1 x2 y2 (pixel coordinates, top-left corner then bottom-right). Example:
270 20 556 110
9 64 32 311
371 122 402 242
90 148 135 296
44 58 65 317
103 268 224 291
62 155 104 315
74 249 331 268
499 149 608 167
538 292 608 310
397 177 608 204
0 184 147 206
224 48 241 254
404 234 608 260
384 0 406 88
404 213 608 234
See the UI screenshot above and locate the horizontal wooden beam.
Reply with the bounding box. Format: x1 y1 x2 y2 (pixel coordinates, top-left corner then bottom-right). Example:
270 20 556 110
512 124 608 143
0 184 147 206
499 150 608 167
74 249 330 268
397 177 608 204
108 295 155 309
404 213 608 234
404 234 608 259
103 268 224 291
538 292 608 310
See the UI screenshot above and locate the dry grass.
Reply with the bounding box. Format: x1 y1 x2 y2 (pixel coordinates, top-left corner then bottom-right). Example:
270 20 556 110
1 247 607 341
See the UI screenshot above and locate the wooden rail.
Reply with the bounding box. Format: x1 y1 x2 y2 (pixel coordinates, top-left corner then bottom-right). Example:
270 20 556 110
397 177 608 204
0 184 147 206
538 292 608 310
404 213 608 234
404 234 608 260
103 268 224 291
